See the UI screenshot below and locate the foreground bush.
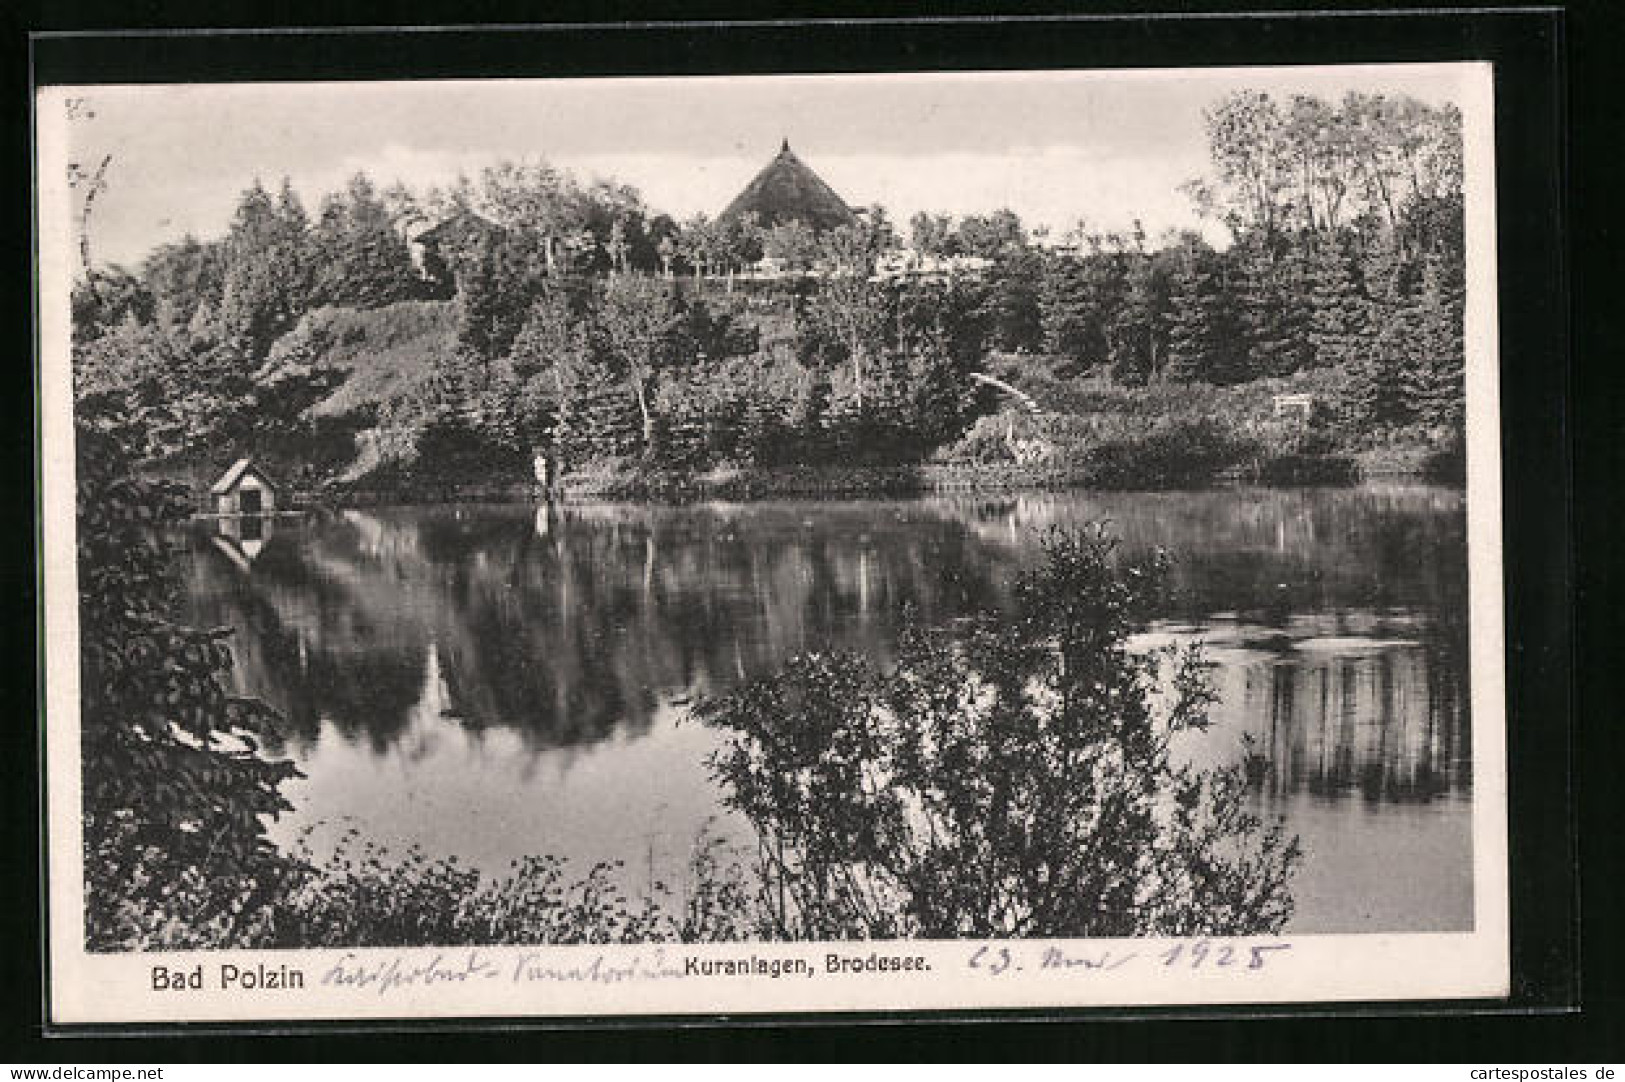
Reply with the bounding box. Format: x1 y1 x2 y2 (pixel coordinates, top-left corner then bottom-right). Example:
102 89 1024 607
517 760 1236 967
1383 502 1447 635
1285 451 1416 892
698 526 1301 939
259 830 760 947
92 824 764 950
77 418 303 951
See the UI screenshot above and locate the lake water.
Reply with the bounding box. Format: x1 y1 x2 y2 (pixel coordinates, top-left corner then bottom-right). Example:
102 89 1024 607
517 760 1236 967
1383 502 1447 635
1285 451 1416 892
183 483 1473 934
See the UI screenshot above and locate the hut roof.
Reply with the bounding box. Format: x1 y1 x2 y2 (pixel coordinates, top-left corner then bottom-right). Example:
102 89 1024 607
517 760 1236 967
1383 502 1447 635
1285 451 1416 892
414 209 505 247
211 458 277 495
719 140 858 234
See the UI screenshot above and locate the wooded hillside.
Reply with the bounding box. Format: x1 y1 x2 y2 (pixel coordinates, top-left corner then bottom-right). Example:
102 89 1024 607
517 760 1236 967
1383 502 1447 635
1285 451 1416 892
71 89 1466 491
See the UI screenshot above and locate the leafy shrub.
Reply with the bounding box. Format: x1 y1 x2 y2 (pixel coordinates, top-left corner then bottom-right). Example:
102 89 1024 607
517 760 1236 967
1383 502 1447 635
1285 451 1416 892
1346 422 1467 481
258 827 760 948
1083 416 1253 487
697 526 1301 939
77 418 303 951
932 411 1025 465
272 833 658 947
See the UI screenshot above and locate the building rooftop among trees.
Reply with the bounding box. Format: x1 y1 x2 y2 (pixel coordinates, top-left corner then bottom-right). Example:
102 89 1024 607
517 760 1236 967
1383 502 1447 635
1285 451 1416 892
719 139 858 234
210 457 279 517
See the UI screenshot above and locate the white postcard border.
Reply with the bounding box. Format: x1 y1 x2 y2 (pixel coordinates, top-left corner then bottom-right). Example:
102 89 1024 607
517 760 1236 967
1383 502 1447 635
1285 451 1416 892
37 61 1509 1026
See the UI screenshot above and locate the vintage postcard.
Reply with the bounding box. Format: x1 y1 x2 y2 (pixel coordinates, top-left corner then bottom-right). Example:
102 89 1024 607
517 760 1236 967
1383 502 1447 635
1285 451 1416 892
38 61 1507 1025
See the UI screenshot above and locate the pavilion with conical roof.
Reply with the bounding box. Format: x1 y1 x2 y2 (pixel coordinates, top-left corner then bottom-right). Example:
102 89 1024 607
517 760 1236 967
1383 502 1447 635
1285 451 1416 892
718 140 858 234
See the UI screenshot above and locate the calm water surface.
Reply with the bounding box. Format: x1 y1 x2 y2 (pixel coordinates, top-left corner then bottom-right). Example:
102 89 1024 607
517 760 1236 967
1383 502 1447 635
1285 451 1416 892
184 484 1472 934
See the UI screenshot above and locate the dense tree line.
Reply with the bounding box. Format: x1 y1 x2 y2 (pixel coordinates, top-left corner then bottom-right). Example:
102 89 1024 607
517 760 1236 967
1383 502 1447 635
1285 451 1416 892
874 92 1465 435
1022 211 1463 430
435 218 991 477
1024 90 1464 429
70 89 1465 488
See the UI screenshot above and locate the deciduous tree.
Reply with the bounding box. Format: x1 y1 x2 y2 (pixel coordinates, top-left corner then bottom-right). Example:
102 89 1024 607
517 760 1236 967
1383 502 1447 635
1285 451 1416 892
598 275 679 456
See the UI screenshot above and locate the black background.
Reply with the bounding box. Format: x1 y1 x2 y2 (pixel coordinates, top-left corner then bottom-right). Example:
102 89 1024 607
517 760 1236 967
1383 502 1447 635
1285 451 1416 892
6 1 1612 1062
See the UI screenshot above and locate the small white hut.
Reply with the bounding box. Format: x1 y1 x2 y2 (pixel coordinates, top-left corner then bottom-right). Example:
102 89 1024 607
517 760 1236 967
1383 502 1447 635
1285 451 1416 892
211 458 278 517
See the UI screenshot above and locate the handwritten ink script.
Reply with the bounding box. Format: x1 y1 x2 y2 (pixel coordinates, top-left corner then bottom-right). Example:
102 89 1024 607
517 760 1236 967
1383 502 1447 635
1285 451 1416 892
304 941 1289 999
966 940 1293 977
320 950 689 996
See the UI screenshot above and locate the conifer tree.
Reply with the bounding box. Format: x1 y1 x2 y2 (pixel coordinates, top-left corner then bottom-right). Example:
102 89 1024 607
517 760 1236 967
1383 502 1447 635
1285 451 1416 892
308 172 422 309
1357 228 1415 309
452 230 551 385
1235 241 1311 378
140 236 225 334
452 233 507 388
1108 254 1168 386
1039 254 1090 362
1345 309 1411 426
1163 257 1207 384
274 179 316 305
219 179 313 355
1305 234 1368 369
1040 250 1127 371
982 246 1045 354
1344 251 1424 428
1399 256 1466 427
566 354 643 463
1164 240 1243 384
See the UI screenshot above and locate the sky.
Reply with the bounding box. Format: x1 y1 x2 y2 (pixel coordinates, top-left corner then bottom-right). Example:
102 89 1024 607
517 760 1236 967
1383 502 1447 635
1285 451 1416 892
42 65 1474 269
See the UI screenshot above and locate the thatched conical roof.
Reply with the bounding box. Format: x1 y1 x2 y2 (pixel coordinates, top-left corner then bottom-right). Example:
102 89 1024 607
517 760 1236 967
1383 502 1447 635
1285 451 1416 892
719 140 857 234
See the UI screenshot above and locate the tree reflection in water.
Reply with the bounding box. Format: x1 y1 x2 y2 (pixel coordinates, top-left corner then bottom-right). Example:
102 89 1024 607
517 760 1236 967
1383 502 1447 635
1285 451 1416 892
180 484 1472 931
184 500 1011 757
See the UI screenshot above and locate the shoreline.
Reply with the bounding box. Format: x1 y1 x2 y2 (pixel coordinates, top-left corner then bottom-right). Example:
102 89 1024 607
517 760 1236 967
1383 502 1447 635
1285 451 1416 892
297 455 1461 508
